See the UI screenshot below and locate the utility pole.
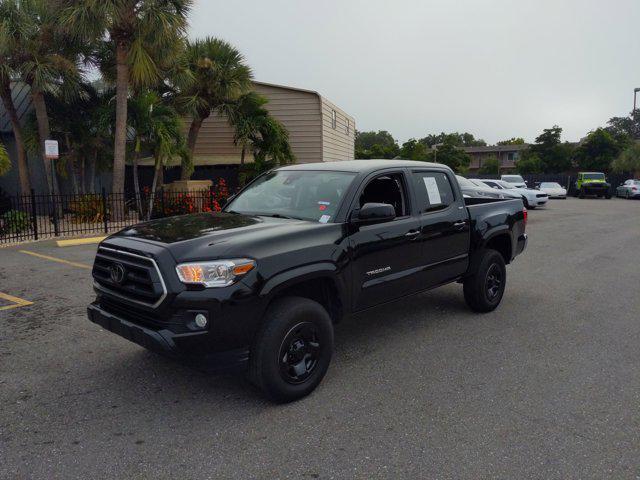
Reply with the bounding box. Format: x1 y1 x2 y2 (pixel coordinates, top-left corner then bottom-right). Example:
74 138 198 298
634 87 640 113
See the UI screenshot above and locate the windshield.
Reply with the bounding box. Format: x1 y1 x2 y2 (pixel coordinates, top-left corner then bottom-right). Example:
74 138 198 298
493 180 515 189
541 182 561 188
225 170 356 222
502 175 525 183
456 175 476 188
584 173 605 180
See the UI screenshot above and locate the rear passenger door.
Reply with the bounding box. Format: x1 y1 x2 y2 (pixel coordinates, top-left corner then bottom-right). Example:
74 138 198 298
410 169 470 288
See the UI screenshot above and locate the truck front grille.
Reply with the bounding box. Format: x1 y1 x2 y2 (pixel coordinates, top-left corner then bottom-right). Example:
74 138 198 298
92 246 167 308
536 194 548 198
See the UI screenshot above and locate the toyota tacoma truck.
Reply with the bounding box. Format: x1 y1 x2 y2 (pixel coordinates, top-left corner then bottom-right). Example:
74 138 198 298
88 160 527 402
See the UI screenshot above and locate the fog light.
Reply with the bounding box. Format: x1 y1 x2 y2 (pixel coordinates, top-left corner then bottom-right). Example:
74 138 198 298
194 313 208 328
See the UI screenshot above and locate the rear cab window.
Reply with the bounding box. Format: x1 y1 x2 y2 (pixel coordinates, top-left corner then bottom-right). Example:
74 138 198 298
411 171 456 213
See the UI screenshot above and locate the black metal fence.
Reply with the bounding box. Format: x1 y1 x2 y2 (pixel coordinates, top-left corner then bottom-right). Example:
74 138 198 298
0 183 231 245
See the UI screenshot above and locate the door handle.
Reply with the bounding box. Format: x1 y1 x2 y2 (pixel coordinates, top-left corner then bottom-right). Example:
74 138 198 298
453 221 467 229
405 230 420 238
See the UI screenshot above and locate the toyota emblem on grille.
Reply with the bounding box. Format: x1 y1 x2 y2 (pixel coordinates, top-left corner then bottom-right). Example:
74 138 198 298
109 263 126 284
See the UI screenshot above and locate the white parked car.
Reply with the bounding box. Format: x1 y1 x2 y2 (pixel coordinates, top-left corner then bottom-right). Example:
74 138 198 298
538 182 567 199
501 174 528 189
479 179 548 209
615 179 640 199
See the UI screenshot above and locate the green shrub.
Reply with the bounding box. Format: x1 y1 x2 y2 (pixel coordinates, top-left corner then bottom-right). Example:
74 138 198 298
1 209 31 234
68 195 105 223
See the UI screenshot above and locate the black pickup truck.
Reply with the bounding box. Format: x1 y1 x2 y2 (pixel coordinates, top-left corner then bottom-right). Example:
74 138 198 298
88 160 527 402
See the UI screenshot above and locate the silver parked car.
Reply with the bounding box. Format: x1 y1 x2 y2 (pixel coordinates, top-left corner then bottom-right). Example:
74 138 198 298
615 179 640 199
456 176 505 199
478 179 548 209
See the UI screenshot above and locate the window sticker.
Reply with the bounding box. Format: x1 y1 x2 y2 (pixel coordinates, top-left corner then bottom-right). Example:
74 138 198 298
423 177 442 205
319 215 331 224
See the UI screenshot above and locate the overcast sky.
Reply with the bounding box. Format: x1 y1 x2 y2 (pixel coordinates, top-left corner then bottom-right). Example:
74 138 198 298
189 0 640 145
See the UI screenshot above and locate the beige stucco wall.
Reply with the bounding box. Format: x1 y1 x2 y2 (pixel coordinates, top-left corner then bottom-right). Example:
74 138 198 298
321 97 356 162
173 81 353 166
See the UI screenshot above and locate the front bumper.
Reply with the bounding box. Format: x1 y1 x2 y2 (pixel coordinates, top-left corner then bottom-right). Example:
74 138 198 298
87 303 250 370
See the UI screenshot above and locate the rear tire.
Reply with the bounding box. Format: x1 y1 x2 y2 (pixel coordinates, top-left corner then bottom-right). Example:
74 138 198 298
248 296 334 403
463 249 507 313
579 189 585 198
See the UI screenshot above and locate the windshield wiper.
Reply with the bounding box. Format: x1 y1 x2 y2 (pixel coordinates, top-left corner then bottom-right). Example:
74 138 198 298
261 213 302 220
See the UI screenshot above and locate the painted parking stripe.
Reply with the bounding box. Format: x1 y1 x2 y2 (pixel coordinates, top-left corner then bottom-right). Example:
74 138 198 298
56 236 106 248
19 250 92 269
0 291 33 311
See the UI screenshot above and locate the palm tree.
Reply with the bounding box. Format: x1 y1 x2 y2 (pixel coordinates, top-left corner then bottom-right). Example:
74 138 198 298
227 91 270 165
125 91 189 218
3 0 85 196
0 1 31 194
63 0 193 203
177 37 253 179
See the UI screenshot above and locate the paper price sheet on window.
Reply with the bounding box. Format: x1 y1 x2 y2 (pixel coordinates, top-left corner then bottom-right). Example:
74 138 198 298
423 177 442 205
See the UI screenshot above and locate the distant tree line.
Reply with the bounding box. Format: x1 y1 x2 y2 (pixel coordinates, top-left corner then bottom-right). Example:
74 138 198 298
355 130 486 173
357 110 640 176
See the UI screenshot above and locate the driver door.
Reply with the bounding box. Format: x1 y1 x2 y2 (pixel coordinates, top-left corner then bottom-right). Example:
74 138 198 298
348 171 423 311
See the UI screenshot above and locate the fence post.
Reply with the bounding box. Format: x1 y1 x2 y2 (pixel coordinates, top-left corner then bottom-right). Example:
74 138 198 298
30 189 38 241
102 188 108 234
51 192 59 236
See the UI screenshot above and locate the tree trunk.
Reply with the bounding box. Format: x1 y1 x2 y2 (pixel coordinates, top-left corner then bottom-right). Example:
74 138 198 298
132 140 142 218
86 148 97 194
112 40 130 219
182 116 204 180
240 145 246 166
0 83 31 195
31 89 59 196
148 158 161 220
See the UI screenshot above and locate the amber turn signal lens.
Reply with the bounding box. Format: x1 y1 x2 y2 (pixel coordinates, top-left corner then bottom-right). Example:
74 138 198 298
232 262 255 276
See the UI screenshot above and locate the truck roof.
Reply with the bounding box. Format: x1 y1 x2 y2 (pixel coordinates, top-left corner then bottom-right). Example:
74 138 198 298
277 159 448 173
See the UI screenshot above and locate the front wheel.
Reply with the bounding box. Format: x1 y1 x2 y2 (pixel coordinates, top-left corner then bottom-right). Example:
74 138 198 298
463 249 507 313
248 296 334 403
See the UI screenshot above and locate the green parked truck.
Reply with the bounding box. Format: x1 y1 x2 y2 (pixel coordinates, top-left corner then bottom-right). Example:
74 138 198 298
574 172 611 199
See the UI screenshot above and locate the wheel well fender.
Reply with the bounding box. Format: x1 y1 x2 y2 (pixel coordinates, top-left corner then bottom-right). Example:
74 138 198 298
260 263 347 323
481 228 513 264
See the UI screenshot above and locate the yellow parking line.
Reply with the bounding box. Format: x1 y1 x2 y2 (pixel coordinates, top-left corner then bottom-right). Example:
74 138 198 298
56 236 105 248
0 291 33 311
19 250 92 269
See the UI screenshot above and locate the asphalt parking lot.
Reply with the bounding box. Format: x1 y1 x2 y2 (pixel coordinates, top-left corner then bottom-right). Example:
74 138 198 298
1 197 639 479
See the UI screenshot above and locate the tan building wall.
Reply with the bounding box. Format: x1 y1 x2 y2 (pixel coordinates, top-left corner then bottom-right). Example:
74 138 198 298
179 81 354 166
321 96 356 162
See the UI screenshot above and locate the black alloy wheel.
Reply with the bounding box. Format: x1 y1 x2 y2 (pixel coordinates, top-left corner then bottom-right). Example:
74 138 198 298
278 322 322 384
484 264 503 301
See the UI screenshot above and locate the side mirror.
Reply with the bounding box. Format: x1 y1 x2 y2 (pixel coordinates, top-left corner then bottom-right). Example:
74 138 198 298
352 203 396 225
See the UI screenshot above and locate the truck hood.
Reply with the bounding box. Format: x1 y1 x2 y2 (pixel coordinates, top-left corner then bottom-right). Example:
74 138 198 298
109 212 332 262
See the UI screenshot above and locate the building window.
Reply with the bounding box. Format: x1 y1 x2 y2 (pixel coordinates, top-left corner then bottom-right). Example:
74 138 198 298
346 119 350 135
331 109 337 129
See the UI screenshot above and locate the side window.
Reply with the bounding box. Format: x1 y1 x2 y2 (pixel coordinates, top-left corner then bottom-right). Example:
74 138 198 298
359 173 408 218
412 171 455 213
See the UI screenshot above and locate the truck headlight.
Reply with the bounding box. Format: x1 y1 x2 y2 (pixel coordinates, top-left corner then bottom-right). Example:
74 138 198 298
176 259 255 287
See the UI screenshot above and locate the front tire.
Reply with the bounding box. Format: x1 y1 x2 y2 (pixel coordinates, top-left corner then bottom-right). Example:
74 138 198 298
248 296 334 403
463 249 507 313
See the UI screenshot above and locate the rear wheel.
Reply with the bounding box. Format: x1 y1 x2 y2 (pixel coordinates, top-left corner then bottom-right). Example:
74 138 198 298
579 189 585 198
463 249 507 313
248 296 334 403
